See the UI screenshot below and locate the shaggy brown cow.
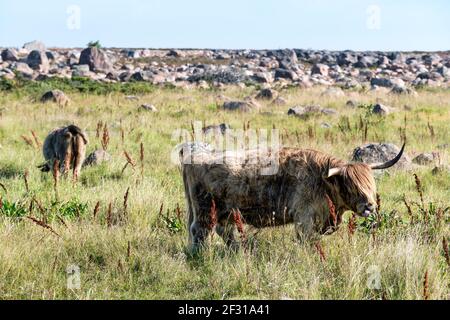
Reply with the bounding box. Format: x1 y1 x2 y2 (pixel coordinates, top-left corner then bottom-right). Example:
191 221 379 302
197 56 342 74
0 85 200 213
181 143 405 250
37 125 88 181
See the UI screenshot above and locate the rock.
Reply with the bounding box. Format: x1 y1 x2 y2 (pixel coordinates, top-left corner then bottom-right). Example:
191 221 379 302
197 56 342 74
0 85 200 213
390 85 417 95
23 40 46 52
372 103 390 116
337 52 357 66
271 96 288 106
431 165 450 175
252 72 273 83
79 47 113 72
351 143 410 169
139 104 158 112
321 87 345 97
274 68 298 81
274 49 298 70
311 63 329 76
371 77 405 89
255 88 278 100
412 153 434 165
27 50 49 73
437 66 450 78
1 49 18 62
354 55 378 68
13 62 34 78
40 90 70 106
222 100 257 112
287 105 336 119
83 149 111 167
72 64 92 77
346 100 357 108
203 123 231 135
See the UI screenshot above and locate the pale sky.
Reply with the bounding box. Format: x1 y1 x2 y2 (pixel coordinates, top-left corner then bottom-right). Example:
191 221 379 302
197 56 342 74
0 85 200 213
0 0 449 50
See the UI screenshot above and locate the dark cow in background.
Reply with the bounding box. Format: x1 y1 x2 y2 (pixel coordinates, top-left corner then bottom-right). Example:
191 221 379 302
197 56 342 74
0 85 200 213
38 125 88 181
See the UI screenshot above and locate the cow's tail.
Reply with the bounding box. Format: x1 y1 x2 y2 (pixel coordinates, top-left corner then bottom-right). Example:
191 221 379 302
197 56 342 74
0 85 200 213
67 125 89 145
69 126 88 181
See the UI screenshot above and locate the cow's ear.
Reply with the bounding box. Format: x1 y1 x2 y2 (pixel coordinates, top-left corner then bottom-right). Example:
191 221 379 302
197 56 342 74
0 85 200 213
323 159 342 179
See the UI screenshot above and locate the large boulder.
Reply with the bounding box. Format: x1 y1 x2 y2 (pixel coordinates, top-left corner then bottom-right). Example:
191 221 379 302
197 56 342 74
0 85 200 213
372 103 391 116
79 47 113 72
222 100 258 112
351 143 410 169
13 62 34 78
23 40 46 52
27 50 50 73
255 88 278 100
274 68 298 81
1 49 18 62
287 105 337 119
371 77 405 88
203 123 231 136
412 153 435 165
311 63 329 76
40 90 70 106
83 149 111 167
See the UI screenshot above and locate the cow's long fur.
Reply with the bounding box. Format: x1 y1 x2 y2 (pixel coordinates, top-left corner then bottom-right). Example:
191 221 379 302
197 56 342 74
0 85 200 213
181 146 377 250
38 125 88 180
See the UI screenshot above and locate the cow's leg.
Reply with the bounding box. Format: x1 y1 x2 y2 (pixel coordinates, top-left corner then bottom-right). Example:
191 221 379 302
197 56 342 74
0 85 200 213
187 183 213 252
189 217 212 251
216 222 239 250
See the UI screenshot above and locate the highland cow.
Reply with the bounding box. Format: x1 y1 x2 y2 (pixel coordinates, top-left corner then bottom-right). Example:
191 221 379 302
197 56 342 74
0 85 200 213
38 125 88 181
181 143 405 250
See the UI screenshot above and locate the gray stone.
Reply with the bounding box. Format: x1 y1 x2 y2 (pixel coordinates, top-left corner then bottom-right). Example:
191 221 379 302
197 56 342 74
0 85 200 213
27 50 49 73
13 62 34 77
255 88 278 100
23 40 46 52
288 105 336 118
252 72 273 83
271 96 288 106
139 104 158 112
351 143 410 169
274 68 298 81
372 103 390 116
311 63 329 76
223 100 257 112
390 85 417 95
1 49 18 62
412 153 434 165
431 165 450 175
79 47 113 72
371 77 397 88
203 123 231 135
40 90 70 106
83 149 111 166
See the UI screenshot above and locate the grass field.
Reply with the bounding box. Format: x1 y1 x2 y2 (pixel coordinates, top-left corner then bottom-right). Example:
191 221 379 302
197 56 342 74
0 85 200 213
0 81 449 299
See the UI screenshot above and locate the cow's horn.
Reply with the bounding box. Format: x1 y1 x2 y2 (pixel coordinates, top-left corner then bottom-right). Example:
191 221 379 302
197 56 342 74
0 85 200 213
324 159 342 178
369 143 405 170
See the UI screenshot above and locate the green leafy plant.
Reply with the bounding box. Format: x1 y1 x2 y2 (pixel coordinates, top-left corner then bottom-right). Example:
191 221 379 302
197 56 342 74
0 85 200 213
87 40 102 48
0 199 27 218
56 199 89 219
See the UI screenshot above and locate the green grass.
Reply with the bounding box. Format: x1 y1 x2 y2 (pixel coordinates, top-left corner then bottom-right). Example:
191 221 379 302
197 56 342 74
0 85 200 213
0 82 448 299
